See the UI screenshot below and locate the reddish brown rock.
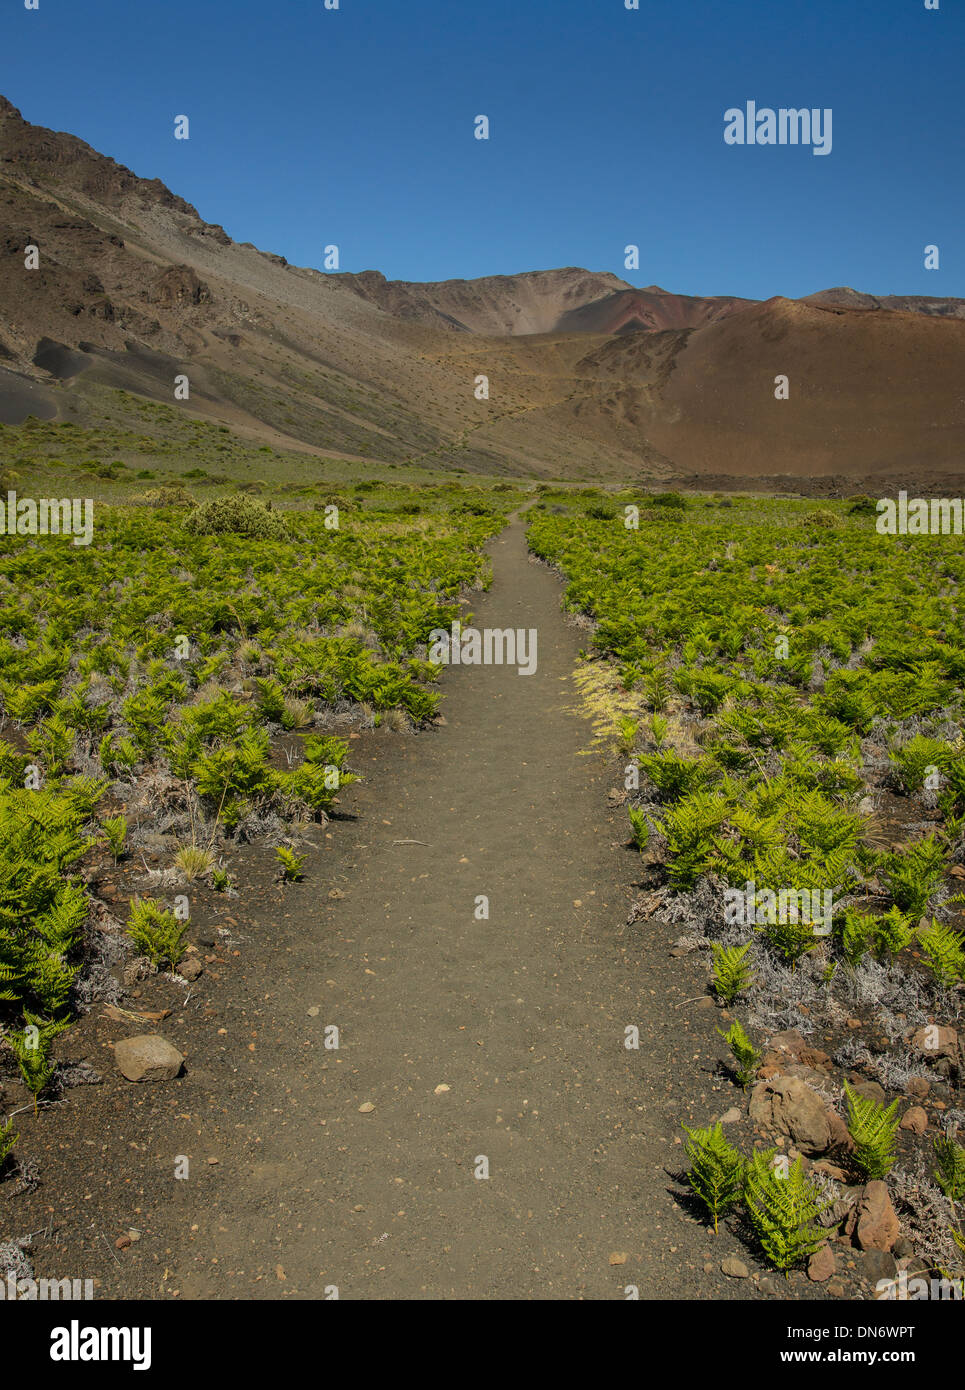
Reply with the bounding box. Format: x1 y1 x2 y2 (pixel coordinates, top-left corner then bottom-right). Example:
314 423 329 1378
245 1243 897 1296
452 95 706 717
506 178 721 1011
113 1034 183 1083
759 1031 809 1074
748 1077 832 1155
808 1244 836 1282
910 1025 958 1061
855 1181 900 1253
899 1106 928 1135
812 1159 848 1182
826 1109 855 1152
848 1079 886 1106
784 1062 835 1090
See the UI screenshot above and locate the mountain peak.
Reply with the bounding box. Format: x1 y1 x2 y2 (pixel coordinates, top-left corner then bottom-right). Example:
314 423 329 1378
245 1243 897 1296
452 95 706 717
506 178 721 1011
327 265 635 335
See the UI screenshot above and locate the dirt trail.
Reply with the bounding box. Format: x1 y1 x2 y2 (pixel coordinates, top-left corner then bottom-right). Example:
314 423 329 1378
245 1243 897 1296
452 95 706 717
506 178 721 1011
138 514 735 1302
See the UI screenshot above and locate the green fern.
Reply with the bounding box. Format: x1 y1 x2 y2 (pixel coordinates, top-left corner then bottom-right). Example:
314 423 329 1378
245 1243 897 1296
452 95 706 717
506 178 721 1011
627 804 650 852
639 751 712 804
711 942 754 1003
881 835 946 917
211 865 233 893
933 1134 965 1203
661 790 728 889
101 814 127 863
889 736 949 795
617 715 639 755
764 915 822 966
918 918 965 988
61 775 109 820
872 906 915 960
126 897 188 969
682 1122 745 1233
645 669 671 712
0 1115 18 1166
744 1149 829 1274
255 677 287 723
7 1014 70 1112
0 786 92 1016
844 1080 901 1180
275 846 305 882
841 907 875 966
840 906 914 966
26 715 76 778
650 713 668 746
718 1018 761 1088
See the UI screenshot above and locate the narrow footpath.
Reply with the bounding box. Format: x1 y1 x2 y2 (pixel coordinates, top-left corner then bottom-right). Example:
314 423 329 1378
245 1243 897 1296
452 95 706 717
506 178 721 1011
166 515 732 1300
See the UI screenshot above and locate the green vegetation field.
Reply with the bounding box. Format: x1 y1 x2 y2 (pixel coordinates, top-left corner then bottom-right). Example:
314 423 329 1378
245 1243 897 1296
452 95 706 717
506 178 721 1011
0 389 518 499
1 454 962 1285
528 490 965 1278
0 477 519 1120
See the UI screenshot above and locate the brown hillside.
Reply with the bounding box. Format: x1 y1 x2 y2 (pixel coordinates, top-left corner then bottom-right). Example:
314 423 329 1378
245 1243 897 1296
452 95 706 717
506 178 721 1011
2 94 965 491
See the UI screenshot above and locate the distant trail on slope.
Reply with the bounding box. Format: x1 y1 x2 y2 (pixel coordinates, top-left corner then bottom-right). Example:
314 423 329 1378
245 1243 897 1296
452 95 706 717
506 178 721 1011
167 515 739 1301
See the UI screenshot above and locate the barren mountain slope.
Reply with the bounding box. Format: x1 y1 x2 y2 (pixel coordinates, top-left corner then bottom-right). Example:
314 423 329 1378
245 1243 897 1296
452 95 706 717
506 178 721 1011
3 93 965 491
554 285 752 335
624 296 965 486
330 267 635 335
805 286 965 320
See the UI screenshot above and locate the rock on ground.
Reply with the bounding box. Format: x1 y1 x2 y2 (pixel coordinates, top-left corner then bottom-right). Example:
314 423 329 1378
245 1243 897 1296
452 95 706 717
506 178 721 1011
854 1181 900 1253
899 1105 928 1134
748 1076 831 1154
113 1034 183 1083
910 1025 958 1062
808 1243 836 1282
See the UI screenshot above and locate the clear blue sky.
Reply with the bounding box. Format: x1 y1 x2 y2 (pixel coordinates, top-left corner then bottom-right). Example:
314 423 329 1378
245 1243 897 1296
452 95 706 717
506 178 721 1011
2 0 962 298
